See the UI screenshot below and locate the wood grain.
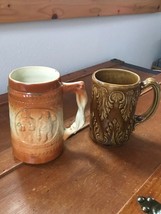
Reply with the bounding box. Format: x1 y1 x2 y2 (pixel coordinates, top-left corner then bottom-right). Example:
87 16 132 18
0 0 160 23
0 148 22 178
1 60 161 213
0 89 161 213
118 164 161 213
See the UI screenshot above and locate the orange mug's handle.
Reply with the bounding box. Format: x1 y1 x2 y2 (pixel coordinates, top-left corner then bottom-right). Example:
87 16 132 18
62 81 88 140
135 77 160 125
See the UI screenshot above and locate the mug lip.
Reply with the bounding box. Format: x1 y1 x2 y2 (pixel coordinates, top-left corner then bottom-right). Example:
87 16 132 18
9 66 60 85
92 68 140 86
8 66 61 93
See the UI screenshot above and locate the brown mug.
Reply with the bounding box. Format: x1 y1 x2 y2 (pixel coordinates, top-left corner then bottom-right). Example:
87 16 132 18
90 68 160 146
8 66 88 164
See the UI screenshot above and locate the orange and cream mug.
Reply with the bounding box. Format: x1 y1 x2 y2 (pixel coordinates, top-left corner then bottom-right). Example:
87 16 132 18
8 66 88 164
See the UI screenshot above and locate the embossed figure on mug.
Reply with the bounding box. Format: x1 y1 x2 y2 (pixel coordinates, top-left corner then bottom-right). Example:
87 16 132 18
8 66 88 164
90 68 160 146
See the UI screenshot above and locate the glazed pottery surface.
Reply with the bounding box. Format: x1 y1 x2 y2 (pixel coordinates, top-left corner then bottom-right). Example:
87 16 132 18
90 68 160 146
8 66 88 164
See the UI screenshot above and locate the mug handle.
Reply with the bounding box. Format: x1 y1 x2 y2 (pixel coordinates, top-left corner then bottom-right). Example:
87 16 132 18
62 81 88 140
135 77 160 125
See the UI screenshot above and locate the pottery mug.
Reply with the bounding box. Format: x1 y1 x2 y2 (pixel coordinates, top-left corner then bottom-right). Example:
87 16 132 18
8 66 88 164
90 68 160 146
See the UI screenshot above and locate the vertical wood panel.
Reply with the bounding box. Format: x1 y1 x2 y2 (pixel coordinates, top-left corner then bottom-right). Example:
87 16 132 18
0 0 160 23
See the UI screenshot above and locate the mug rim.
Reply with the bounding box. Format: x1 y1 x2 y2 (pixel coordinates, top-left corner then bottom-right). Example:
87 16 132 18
8 66 61 93
9 66 60 85
92 68 140 86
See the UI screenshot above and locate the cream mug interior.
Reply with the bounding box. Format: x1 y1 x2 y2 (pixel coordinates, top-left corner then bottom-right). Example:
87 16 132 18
9 66 61 93
10 66 60 83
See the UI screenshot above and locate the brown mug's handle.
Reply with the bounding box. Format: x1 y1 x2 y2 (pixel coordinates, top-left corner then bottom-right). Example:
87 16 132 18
135 77 160 125
62 81 88 140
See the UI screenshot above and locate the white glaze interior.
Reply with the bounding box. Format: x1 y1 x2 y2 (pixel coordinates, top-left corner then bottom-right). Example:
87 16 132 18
9 66 60 84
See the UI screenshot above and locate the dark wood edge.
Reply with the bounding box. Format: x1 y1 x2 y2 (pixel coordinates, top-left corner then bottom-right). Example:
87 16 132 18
0 161 23 178
0 93 8 105
61 58 125 82
0 148 23 178
123 62 161 75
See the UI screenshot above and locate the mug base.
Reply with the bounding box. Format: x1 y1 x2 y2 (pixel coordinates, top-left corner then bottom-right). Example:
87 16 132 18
11 140 64 164
90 132 127 146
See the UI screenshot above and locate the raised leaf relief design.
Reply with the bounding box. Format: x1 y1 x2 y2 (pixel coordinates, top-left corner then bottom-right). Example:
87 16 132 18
91 84 139 145
92 84 112 120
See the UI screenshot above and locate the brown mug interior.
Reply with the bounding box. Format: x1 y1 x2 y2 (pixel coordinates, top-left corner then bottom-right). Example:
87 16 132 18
94 68 140 85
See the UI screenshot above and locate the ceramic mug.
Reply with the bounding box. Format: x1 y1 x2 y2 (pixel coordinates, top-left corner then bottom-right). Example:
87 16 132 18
90 68 160 146
8 66 88 164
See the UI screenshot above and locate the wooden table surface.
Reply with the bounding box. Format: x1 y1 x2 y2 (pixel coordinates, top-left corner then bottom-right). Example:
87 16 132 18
0 59 161 214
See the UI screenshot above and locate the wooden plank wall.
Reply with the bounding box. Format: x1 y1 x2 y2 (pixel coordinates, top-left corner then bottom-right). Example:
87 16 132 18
0 0 160 23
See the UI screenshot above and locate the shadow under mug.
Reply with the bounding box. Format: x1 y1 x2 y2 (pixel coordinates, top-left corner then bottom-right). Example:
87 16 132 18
8 66 88 164
90 68 160 146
